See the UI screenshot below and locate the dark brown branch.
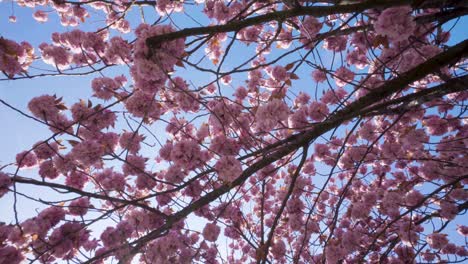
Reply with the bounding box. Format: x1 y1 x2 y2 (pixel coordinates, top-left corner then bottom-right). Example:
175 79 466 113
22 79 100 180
146 0 424 47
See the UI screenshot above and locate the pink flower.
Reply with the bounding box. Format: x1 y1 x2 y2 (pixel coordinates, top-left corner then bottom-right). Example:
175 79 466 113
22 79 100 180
16 150 37 168
48 222 89 258
215 156 242 182
0 38 34 78
170 139 203 170
334 66 354 87
323 35 347 52
39 43 71 69
314 143 331 161
426 233 448 249
95 169 126 191
210 135 240 156
300 17 322 47
38 160 59 179
65 170 88 190
68 197 90 216
33 10 48 22
439 201 458 220
272 239 286 257
104 37 132 65
28 95 61 121
404 190 424 207
202 223 221 242
92 77 121 100
124 91 162 120
270 66 288 81
33 141 58 160
0 246 24 264
119 131 143 154
288 106 309 129
322 88 347 105
457 225 468 236
255 99 289 132
164 165 186 184
170 77 200 112
122 155 147 176
308 101 329 121
241 26 261 42
312 69 327 83
70 140 104 167
374 6 415 43
132 24 185 93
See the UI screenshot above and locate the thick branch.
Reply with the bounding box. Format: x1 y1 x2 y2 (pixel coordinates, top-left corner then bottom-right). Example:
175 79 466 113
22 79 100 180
146 0 423 47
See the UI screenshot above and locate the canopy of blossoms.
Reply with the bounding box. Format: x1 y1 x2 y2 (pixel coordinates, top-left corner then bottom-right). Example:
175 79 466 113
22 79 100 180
0 0 467 263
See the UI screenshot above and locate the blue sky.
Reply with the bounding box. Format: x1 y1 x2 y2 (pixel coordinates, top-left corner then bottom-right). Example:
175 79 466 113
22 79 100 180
1 1 467 262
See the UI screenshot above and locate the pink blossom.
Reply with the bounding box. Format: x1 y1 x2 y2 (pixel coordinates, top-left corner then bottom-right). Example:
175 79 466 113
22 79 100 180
65 170 88 190
374 6 415 43
323 35 347 52
277 30 292 49
28 95 60 120
234 86 248 101
288 106 309 129
33 141 58 160
215 156 242 182
426 233 448 249
132 24 185 93
170 139 203 170
39 160 59 179
25 206 66 236
255 99 289 132
241 26 261 42
124 91 162 120
16 150 37 168
71 140 105 167
308 101 329 121
300 17 322 47
156 0 184 16
119 131 143 154
170 77 200 112
0 38 34 78
314 143 331 161
69 197 90 216
439 201 458 220
210 135 240 156
48 222 89 258
334 66 354 87
92 77 121 100
271 239 286 257
0 246 24 264
122 155 147 176
39 43 71 69
104 37 132 65
95 169 126 191
322 88 347 105
270 66 288 81
312 69 327 83
346 50 368 69
457 225 468 236
404 190 424 207
33 10 48 22
164 165 186 184
202 223 221 242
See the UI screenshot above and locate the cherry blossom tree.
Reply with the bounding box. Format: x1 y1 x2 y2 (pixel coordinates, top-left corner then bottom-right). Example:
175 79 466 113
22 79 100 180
1 0 467 263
